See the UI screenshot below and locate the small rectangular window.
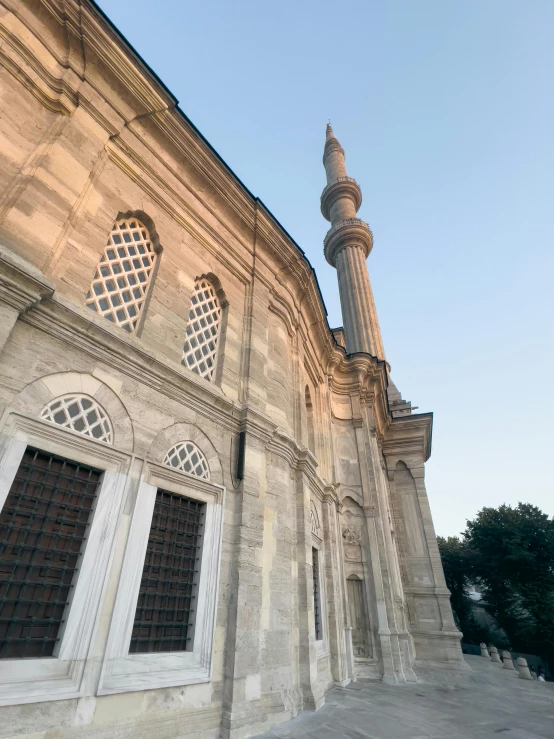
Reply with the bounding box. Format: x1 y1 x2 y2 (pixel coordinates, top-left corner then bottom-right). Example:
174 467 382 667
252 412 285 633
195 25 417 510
130 489 205 654
0 448 101 659
312 546 322 641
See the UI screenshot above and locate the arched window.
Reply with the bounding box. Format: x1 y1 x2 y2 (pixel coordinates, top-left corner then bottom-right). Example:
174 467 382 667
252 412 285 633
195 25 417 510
181 278 222 381
163 441 210 480
40 394 113 444
85 217 156 333
305 385 315 455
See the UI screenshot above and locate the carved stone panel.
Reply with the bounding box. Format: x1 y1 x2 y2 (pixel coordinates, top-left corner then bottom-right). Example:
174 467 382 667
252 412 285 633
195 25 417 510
335 428 361 487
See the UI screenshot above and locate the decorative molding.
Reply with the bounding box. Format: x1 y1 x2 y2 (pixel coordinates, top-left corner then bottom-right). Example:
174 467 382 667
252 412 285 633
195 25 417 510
97 463 225 695
323 219 373 267
0 244 55 313
320 177 362 222
0 413 130 706
342 525 361 544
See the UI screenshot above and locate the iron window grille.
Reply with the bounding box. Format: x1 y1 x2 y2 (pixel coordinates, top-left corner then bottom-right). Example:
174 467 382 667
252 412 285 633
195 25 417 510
85 217 156 333
312 546 322 641
130 490 205 654
40 394 113 444
181 278 222 381
163 442 210 480
0 447 101 659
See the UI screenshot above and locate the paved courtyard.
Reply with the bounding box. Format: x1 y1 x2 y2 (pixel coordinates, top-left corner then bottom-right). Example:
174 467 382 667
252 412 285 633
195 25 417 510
252 656 554 739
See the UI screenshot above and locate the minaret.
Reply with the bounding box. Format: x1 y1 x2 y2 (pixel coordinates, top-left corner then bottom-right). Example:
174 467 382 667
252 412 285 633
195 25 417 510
321 125 385 360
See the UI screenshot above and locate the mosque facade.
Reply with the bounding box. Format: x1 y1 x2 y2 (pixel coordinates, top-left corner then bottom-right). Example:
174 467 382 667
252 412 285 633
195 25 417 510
0 1 464 737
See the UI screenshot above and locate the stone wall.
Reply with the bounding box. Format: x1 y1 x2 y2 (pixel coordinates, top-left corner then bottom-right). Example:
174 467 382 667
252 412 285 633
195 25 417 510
0 2 464 738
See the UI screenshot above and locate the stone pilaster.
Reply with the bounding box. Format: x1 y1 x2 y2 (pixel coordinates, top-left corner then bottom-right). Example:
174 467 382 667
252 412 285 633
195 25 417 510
221 426 270 739
295 451 324 710
321 490 349 686
383 414 466 669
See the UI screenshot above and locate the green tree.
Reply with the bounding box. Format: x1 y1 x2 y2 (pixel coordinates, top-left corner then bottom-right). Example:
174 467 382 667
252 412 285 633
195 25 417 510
437 535 493 645
463 503 554 660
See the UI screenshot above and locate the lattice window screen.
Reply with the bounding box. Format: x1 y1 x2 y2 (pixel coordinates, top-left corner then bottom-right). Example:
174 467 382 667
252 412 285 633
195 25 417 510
40 394 113 444
85 218 156 333
181 278 222 381
312 547 322 640
163 441 210 480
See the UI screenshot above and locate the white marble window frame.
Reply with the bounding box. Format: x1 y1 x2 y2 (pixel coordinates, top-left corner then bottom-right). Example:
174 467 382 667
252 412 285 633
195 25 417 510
311 535 329 660
97 461 225 695
0 413 130 707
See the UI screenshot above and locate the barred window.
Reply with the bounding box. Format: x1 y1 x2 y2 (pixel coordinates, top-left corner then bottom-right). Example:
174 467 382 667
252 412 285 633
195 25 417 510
130 490 204 654
85 217 156 333
40 394 113 444
163 442 210 480
0 448 101 659
182 278 222 381
312 547 322 641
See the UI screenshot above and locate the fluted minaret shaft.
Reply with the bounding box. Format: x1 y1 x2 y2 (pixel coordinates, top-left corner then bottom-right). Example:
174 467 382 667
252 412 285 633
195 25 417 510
321 125 385 359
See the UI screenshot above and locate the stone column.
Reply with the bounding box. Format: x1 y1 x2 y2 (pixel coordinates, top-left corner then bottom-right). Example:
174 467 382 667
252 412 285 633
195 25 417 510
335 245 385 358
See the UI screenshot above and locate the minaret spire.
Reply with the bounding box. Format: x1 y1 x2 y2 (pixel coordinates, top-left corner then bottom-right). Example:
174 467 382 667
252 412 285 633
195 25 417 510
321 126 385 359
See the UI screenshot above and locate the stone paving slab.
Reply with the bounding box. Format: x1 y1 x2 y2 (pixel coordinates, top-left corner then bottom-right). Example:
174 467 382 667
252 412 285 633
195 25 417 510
252 657 554 739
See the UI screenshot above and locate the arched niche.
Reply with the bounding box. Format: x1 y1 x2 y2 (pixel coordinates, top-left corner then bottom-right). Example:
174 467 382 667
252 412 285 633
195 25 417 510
147 421 223 486
393 460 427 558
335 427 361 486
12 371 134 453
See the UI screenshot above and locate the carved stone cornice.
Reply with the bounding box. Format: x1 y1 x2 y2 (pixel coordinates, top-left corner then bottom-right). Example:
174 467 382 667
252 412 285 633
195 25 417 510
320 177 362 222
0 244 55 313
296 447 318 478
1 0 336 371
23 293 241 430
239 406 278 447
382 412 433 463
323 218 373 267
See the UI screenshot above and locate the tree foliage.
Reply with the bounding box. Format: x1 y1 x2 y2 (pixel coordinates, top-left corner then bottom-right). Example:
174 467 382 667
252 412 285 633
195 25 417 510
438 503 554 661
437 535 496 645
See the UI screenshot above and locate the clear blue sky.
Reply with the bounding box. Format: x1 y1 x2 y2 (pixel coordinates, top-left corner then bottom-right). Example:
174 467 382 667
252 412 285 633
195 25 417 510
97 0 554 537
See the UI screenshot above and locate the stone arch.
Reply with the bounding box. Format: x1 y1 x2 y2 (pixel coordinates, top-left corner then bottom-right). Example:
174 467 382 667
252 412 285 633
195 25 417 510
310 500 321 537
116 209 163 255
12 371 134 453
147 421 223 486
342 494 365 522
182 274 226 383
339 486 364 509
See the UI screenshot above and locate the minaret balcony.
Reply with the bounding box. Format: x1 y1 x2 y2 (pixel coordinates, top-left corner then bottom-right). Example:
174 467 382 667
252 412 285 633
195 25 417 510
323 218 373 267
320 177 363 221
